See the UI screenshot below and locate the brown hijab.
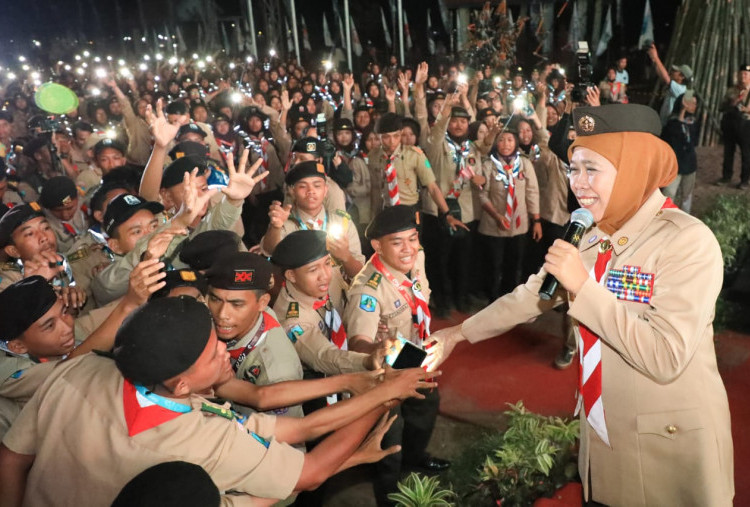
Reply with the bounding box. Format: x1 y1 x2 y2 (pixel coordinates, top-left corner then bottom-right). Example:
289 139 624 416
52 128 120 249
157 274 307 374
568 131 678 235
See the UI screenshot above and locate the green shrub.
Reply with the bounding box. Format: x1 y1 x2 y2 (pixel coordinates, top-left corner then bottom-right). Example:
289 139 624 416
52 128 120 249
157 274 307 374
388 472 456 507
700 193 750 271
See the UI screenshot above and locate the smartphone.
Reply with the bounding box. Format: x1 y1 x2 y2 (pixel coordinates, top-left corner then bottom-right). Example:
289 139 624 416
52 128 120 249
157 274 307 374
385 333 427 369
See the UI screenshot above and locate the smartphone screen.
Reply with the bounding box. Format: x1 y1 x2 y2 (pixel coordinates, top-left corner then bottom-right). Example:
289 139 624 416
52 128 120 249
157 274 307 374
385 333 427 369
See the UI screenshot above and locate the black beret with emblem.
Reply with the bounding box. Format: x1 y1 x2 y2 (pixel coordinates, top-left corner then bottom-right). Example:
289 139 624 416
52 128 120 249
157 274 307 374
426 91 446 105
333 118 354 132
573 104 662 138
238 105 268 123
176 122 207 140
161 155 208 189
271 230 328 269
375 112 402 134
206 251 274 292
285 160 327 186
289 110 314 126
741 63 750 72
477 107 497 121
450 106 471 119
365 204 420 240
93 138 126 157
0 202 44 247
179 230 242 270
354 103 371 113
168 140 210 161
213 113 232 124
103 194 164 237
0 276 58 342
113 296 213 385
150 269 208 300
292 136 321 156
39 176 78 210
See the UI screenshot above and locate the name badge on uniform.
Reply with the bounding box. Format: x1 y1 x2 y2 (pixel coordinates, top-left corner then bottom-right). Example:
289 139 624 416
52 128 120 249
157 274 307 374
606 265 654 303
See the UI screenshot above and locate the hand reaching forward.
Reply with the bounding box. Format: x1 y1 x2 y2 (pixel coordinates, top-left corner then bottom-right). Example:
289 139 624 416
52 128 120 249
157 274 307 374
172 169 218 228
222 149 268 204
146 99 180 148
422 325 466 372
124 258 167 306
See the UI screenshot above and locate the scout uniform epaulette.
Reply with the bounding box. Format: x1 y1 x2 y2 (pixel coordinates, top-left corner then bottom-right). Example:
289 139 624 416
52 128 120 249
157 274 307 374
67 246 89 262
333 209 351 221
286 302 299 319
366 272 383 289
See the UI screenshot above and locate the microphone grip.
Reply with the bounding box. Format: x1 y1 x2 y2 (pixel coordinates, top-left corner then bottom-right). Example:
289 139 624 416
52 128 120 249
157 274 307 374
538 221 588 301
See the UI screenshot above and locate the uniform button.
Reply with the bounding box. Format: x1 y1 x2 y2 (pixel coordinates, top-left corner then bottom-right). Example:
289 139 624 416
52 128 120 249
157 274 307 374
666 425 677 434
617 237 628 246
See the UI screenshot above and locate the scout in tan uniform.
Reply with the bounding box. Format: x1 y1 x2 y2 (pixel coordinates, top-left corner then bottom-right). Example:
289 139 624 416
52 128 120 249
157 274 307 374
343 205 450 506
164 100 223 162
271 230 385 377
76 138 127 196
478 126 541 298
262 161 364 280
106 79 153 166
282 137 348 213
0 172 25 207
206 252 305 418
39 176 89 255
426 104 734 507
0 296 430 505
335 119 373 233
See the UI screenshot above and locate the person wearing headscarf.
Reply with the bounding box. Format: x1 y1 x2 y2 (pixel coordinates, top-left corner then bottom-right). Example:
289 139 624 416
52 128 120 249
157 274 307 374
424 104 733 506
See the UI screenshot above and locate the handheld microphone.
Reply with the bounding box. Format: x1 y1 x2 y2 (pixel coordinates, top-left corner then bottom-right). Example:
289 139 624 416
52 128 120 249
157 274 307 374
538 208 595 300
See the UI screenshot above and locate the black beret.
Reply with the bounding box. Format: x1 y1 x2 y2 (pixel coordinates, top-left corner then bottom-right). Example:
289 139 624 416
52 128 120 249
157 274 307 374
103 194 164 237
375 112 402 134
288 110 313 125
93 138 126 157
206 251 274 291
39 176 78 210
573 104 662 138
0 202 44 247
161 156 208 189
741 63 750 72
179 230 242 270
165 101 189 115
365 204 420 240
426 91 446 104
71 120 93 133
271 230 328 269
213 113 232 124
113 296 213 385
168 141 210 161
101 164 143 189
333 118 354 132
90 182 131 213
0 110 13 123
112 461 220 507
477 107 497 121
511 66 525 78
354 103 371 114
285 160 327 186
238 106 268 123
150 269 208 300
450 106 471 119
0 276 58 342
22 137 49 158
176 123 207 140
292 136 321 156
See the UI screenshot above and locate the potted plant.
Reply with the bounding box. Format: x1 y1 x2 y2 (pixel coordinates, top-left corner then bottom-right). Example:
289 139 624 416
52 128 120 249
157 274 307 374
388 472 456 507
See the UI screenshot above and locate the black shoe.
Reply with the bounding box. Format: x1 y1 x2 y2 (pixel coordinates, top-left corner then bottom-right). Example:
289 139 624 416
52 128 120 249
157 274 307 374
738 182 749 190
554 347 576 369
715 178 731 187
414 455 451 473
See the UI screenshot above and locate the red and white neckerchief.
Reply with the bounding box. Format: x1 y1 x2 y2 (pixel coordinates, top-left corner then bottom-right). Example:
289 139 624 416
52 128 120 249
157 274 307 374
122 379 190 437
228 311 280 372
312 295 347 350
248 135 270 190
576 196 679 447
445 134 474 199
371 254 431 341
62 221 78 237
490 153 522 229
383 149 401 206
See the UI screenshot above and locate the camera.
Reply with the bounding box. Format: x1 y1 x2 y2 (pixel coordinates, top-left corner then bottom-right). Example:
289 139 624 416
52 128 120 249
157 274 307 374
571 41 594 103
316 113 336 169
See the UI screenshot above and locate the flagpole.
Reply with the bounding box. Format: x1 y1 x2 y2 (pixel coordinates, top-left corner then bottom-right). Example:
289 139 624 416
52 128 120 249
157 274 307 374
344 0 352 71
246 0 257 57
289 0 301 64
397 0 404 64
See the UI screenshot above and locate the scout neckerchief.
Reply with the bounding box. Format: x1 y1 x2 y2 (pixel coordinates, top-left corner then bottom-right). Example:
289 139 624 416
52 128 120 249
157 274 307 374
383 147 401 206
445 134 474 199
371 253 431 341
122 379 191 437
490 153 522 229
312 295 348 350
576 197 678 447
292 209 328 231
521 143 541 162
61 221 79 237
247 135 270 190
228 311 281 372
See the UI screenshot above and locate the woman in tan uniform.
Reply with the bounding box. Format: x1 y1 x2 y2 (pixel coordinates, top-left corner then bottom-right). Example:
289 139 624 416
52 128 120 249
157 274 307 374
426 104 734 506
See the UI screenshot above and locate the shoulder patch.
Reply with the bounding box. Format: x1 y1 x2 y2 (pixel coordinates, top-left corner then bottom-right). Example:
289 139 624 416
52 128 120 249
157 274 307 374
359 294 377 312
334 209 351 220
286 302 299 319
200 402 237 420
67 247 89 263
411 146 424 155
9 369 25 379
286 324 304 344
366 272 382 289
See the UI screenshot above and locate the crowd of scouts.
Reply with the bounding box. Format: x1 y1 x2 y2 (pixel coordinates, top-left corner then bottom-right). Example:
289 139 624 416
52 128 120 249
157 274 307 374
0 50 724 505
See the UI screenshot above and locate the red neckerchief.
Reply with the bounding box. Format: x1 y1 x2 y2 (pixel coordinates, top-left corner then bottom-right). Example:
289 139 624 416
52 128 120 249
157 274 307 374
313 295 347 349
228 311 280 371
122 379 182 437
371 253 431 340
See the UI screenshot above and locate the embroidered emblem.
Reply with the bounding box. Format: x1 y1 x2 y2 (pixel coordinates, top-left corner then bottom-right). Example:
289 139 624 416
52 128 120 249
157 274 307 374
123 195 141 206
359 294 377 312
10 369 24 379
244 365 261 381
234 269 254 283
29 201 41 212
606 266 654 303
468 156 476 165
180 270 197 282
579 115 596 133
61 195 72 206
286 302 299 319
394 300 401 308
617 237 628 246
366 273 382 289
306 142 317 152
286 324 304 344
67 247 89 262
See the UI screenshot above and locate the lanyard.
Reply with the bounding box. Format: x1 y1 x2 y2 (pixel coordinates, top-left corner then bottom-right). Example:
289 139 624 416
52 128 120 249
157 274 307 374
134 383 192 413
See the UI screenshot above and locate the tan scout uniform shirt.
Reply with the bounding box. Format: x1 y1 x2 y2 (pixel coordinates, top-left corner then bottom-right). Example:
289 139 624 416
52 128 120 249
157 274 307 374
273 281 369 375
344 251 430 347
245 137 285 197
3 355 304 505
478 155 540 237
460 190 733 506
422 113 483 223
345 155 372 226
368 145 436 212
75 165 103 196
227 308 304 419
43 208 89 255
2 188 25 207
92 197 240 305
118 94 153 166
531 129 570 227
165 121 223 164
0 355 58 439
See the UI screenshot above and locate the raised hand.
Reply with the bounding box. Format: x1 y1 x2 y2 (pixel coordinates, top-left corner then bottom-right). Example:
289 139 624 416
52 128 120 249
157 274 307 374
23 251 65 281
142 227 188 262
385 87 397 103
397 72 410 94
415 62 429 85
268 200 292 228
146 98 180 147
222 149 268 203
343 74 355 92
281 90 292 112
173 168 218 228
124 258 167 306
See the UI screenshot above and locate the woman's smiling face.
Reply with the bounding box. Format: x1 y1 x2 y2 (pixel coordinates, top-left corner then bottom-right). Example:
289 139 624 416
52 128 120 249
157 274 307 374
568 146 618 223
